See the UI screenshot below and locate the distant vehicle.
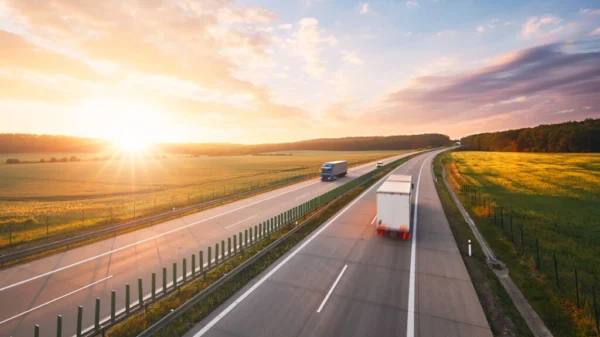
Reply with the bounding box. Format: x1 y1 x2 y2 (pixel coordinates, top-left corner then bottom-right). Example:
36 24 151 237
375 175 414 239
376 161 383 168
320 161 347 181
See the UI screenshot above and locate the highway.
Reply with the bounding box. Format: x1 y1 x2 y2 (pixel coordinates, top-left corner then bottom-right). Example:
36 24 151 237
0 151 416 337
184 149 492 337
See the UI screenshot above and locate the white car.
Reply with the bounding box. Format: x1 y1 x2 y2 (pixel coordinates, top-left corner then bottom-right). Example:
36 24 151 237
376 161 383 168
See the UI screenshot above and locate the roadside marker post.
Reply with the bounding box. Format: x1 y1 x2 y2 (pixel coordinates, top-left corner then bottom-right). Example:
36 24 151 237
77 306 83 337
215 243 219 264
234 235 237 254
221 240 225 261
152 273 156 301
183 259 187 283
208 247 212 269
468 240 472 257
173 263 177 289
94 298 100 332
57 315 62 337
162 268 167 294
34 324 39 337
228 237 231 258
125 284 130 314
192 255 196 278
200 251 204 274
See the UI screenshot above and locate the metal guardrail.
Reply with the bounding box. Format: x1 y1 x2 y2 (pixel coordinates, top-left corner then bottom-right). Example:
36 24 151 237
0 174 316 267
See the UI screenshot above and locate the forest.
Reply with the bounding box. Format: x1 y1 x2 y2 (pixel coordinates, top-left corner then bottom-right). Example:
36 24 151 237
0 133 452 155
460 119 600 152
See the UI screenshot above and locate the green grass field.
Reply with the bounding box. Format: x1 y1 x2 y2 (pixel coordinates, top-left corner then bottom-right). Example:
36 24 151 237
445 151 600 336
0 150 404 249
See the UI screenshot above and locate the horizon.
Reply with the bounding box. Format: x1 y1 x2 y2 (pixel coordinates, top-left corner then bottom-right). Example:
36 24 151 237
1 0 600 149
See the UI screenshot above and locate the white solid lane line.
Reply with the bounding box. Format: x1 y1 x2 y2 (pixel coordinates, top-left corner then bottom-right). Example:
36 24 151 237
225 215 257 229
295 193 309 200
0 153 414 293
193 154 422 337
0 275 113 326
370 214 377 225
317 264 348 313
406 152 434 337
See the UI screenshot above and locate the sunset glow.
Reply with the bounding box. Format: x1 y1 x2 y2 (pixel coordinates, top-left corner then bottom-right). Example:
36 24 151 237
0 0 598 143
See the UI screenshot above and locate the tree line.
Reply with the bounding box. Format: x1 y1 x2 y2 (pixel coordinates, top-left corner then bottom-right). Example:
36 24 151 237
0 133 452 155
460 119 600 152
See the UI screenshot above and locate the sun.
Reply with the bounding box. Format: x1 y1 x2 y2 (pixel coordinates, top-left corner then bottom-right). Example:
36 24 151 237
75 98 163 153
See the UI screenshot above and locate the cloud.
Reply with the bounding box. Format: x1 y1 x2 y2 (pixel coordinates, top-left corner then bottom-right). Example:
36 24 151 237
522 15 564 39
353 42 600 137
278 24 292 30
436 30 457 37
290 17 337 78
591 28 600 36
580 8 600 15
504 22 512 26
359 3 371 15
217 7 277 24
405 1 419 8
342 51 364 65
476 26 485 35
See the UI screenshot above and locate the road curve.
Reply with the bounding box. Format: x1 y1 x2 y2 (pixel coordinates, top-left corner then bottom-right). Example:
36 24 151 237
183 150 492 337
0 151 416 337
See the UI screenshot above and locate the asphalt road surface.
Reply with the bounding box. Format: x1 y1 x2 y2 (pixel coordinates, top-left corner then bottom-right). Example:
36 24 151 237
0 151 417 337
184 149 492 337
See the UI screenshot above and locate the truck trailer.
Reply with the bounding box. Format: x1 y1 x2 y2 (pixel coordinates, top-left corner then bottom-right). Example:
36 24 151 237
375 175 413 239
320 161 348 181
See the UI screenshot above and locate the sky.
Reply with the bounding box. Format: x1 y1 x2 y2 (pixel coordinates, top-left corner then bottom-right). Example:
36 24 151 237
1 0 600 144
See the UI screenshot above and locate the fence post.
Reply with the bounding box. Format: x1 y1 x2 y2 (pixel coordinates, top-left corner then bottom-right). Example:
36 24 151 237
35 325 39 337
183 258 187 283
192 254 196 278
234 235 237 254
111 290 116 322
208 246 212 269
57 315 62 337
553 253 560 290
244 229 248 247
592 286 599 334
535 238 540 270
221 239 225 259
95 297 100 332
163 267 167 294
77 306 83 337
520 226 524 254
239 232 243 249
126 284 131 314
152 273 156 301
173 263 177 289
574 268 579 309
138 277 144 306
259 222 263 238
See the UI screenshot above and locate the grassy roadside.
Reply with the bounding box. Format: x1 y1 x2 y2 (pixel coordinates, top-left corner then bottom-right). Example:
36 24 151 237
443 151 599 336
433 153 534 337
106 154 417 337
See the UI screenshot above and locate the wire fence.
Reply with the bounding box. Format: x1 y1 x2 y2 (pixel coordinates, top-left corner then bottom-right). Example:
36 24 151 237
446 164 600 335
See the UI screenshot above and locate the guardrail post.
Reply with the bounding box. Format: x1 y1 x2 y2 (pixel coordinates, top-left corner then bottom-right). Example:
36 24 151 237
111 290 116 322
138 277 144 307
249 228 253 244
152 273 156 301
163 267 167 294
228 237 231 258
215 243 219 264
183 258 187 283
221 239 225 259
239 232 243 249
77 306 83 337
126 284 130 314
34 324 39 337
57 315 62 337
208 247 212 269
234 235 237 254
200 250 204 274
173 263 177 289
95 297 100 332
259 222 262 238
244 230 248 247
192 254 196 278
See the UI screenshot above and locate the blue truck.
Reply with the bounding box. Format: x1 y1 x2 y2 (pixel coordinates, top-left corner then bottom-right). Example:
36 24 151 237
320 161 348 181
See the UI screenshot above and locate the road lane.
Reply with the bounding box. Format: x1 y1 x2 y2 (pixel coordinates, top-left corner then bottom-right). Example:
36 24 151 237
0 151 418 337
184 150 492 337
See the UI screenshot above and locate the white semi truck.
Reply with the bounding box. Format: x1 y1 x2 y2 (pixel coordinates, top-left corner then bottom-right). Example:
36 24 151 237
320 161 348 181
375 175 414 239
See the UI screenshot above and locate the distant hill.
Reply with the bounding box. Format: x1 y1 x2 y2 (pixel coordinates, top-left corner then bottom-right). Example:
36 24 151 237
0 133 452 155
461 119 600 152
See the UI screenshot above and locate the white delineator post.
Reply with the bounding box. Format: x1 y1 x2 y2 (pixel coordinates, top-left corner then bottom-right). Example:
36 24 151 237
468 239 472 256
